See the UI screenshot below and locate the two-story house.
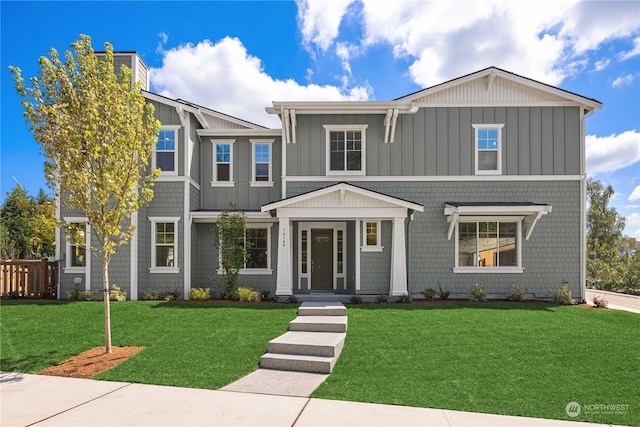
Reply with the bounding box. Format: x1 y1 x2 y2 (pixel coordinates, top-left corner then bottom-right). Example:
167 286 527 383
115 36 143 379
56 53 601 301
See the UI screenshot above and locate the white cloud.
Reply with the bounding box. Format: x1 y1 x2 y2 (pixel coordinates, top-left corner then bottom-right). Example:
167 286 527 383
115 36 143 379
620 36 640 60
629 186 640 202
296 0 640 88
149 38 370 128
612 73 636 88
296 0 355 52
593 58 610 72
586 130 640 175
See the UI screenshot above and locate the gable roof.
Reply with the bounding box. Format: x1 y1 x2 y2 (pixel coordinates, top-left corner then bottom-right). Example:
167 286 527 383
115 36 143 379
395 67 602 111
262 182 424 215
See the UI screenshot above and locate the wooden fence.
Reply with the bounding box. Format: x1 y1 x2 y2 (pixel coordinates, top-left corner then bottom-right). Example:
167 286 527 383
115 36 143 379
0 258 58 298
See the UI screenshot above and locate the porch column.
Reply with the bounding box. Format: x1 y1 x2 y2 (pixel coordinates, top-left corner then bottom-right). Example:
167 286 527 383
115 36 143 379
390 217 408 296
276 217 293 295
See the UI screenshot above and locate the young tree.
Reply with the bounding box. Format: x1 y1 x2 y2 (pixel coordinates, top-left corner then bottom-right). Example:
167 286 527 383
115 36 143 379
11 35 160 353
30 189 56 258
586 178 626 290
214 205 250 299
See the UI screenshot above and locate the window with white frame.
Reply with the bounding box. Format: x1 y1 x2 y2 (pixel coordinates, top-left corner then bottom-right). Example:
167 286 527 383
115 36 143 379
362 220 383 252
455 219 521 272
211 139 234 186
245 227 271 270
150 217 180 273
64 219 88 272
324 125 367 175
473 124 503 175
155 126 179 174
250 139 273 186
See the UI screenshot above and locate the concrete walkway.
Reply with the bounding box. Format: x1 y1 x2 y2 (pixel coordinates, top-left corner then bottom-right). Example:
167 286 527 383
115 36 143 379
585 289 640 314
0 372 614 427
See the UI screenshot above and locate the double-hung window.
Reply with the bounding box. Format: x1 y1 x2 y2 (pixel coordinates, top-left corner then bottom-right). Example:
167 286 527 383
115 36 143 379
245 227 271 271
324 125 367 175
155 126 179 175
455 219 521 272
150 217 180 273
362 220 383 252
473 124 503 175
250 139 273 186
211 139 234 186
64 218 88 272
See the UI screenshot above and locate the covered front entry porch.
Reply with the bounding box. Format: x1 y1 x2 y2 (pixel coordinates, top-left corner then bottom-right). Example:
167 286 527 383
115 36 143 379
261 183 424 297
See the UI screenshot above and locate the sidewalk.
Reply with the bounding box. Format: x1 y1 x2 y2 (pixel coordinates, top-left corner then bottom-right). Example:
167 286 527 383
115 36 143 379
585 289 640 314
1 371 614 427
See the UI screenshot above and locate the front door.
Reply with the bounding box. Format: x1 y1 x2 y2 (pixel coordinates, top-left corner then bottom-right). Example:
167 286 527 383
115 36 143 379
311 229 333 290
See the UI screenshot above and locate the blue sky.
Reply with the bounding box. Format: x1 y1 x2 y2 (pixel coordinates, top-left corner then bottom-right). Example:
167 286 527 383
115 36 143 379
1 0 639 238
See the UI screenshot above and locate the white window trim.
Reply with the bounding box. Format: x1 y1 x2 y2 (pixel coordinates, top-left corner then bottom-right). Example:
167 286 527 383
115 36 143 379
250 139 274 187
211 139 235 187
63 217 89 273
298 222 347 290
453 216 523 273
154 125 180 176
216 224 274 275
361 220 384 252
149 216 180 273
473 124 504 175
323 124 367 176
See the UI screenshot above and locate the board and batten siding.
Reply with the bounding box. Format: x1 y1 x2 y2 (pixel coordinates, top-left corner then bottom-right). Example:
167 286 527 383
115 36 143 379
200 136 282 210
288 107 581 177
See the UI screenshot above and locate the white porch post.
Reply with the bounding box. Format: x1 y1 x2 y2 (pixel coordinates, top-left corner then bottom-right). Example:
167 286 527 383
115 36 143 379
276 216 293 295
390 217 408 296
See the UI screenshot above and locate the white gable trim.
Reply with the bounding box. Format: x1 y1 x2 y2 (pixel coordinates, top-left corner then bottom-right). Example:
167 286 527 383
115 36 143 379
262 183 424 215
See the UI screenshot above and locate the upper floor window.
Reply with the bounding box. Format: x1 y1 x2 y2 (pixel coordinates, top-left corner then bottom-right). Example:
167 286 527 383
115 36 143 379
211 139 235 187
250 139 274 187
324 125 367 175
473 124 503 175
149 217 180 273
155 126 179 175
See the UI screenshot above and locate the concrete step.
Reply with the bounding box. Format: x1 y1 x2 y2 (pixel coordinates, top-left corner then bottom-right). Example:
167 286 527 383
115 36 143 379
298 301 347 317
267 331 345 358
289 316 348 333
260 353 336 374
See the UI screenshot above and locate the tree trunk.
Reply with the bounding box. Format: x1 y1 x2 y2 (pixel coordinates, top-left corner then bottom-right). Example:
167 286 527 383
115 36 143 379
102 253 112 354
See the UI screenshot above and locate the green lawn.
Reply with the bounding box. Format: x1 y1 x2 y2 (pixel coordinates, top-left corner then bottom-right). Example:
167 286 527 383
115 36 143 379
0 300 298 389
312 302 640 426
1 300 638 425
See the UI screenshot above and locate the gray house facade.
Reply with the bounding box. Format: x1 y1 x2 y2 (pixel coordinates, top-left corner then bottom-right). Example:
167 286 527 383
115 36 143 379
56 55 601 301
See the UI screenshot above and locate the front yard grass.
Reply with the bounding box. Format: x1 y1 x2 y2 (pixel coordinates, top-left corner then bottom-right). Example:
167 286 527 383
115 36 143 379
312 302 640 426
0 300 298 389
2 300 638 425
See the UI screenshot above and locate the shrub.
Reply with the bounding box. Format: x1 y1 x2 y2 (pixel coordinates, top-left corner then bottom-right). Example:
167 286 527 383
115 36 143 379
67 287 94 301
505 285 526 301
144 289 165 301
421 288 436 300
109 285 127 301
592 295 608 309
398 294 411 304
350 295 362 304
438 285 450 300
165 285 182 301
375 294 388 304
189 287 211 301
260 290 278 302
469 283 487 302
550 282 574 305
237 287 259 302
284 295 299 304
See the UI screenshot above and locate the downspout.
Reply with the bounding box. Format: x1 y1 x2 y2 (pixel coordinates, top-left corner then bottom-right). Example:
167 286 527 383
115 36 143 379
406 211 414 296
580 107 595 303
